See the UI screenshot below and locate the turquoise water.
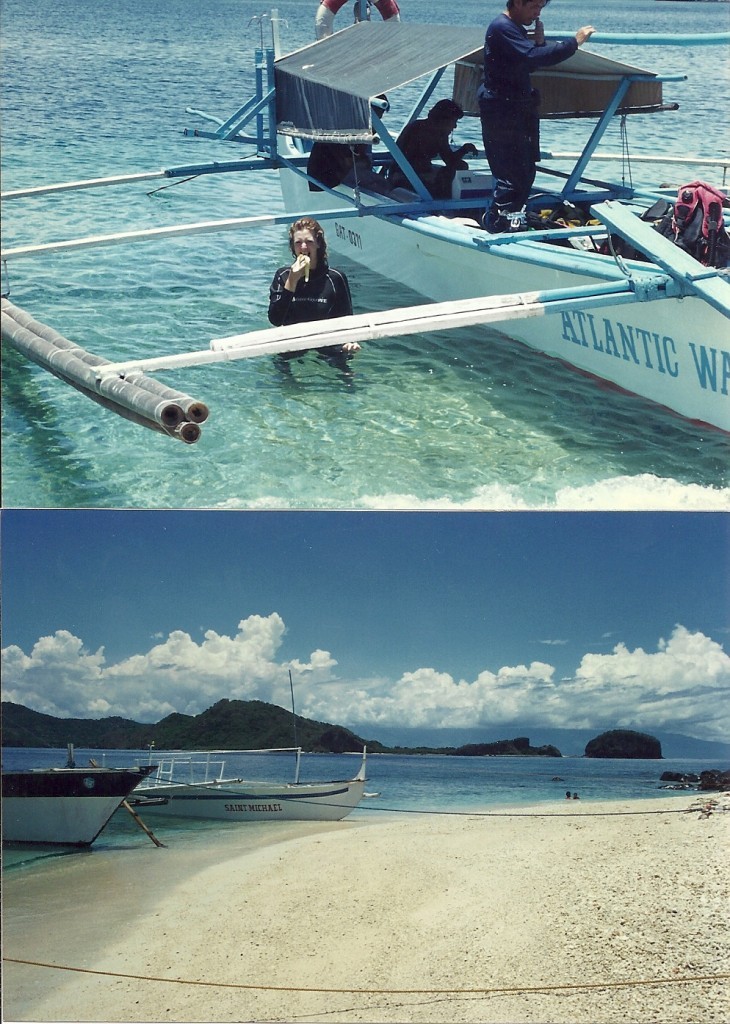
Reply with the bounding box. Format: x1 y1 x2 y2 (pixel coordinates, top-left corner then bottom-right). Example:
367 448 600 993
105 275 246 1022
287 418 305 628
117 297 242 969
2 0 729 509
2 746 714 871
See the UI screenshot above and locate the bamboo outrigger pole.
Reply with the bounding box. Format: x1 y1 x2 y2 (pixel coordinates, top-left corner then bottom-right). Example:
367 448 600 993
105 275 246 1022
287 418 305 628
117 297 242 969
577 31 730 45
1 298 208 443
1 170 170 200
3 153 727 205
92 277 671 378
0 210 355 262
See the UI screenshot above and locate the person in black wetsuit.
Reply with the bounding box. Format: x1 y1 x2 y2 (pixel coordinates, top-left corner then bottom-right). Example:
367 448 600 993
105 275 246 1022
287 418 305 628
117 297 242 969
478 0 595 233
268 217 359 364
387 99 478 199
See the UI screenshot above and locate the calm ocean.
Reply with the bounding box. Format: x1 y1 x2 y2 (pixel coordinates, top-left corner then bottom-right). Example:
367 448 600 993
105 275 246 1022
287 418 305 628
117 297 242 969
2 0 729 510
2 746 715 871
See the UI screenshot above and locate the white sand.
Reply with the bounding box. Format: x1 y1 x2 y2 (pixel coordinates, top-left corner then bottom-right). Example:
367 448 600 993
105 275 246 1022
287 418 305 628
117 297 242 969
3 795 729 1024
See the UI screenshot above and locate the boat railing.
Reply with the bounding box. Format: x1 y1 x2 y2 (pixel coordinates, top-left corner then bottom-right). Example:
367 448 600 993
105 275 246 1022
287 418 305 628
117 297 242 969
148 756 227 786
143 747 304 786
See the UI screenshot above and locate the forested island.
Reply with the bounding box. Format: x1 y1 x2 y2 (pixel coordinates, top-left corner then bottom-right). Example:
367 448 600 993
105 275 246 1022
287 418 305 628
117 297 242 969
585 729 662 759
2 700 670 761
2 699 563 757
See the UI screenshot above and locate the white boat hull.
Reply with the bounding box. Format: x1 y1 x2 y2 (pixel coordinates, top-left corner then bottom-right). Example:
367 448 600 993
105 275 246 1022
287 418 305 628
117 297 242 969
2 767 155 845
280 165 730 432
130 776 367 822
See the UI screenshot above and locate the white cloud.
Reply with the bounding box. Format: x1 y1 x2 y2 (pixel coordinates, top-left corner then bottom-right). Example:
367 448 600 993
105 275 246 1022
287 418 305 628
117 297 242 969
2 617 727 742
1 615 312 722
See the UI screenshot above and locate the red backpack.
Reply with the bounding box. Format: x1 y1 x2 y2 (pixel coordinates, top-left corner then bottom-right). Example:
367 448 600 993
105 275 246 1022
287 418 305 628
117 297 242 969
658 180 730 268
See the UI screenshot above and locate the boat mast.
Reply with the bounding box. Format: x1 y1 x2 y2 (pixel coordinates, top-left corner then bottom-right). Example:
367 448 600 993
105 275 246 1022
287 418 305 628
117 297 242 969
269 7 283 59
289 669 301 783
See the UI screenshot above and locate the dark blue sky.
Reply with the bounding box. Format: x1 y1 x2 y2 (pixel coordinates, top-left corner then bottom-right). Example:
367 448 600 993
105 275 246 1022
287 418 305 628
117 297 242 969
3 510 726 684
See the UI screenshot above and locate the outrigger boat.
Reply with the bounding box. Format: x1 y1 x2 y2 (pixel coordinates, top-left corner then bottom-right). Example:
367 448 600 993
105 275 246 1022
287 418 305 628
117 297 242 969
2 759 157 846
2 12 729 436
127 747 368 822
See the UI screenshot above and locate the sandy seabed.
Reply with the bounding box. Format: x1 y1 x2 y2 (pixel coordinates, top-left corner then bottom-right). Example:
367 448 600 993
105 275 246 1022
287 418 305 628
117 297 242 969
2 795 728 1024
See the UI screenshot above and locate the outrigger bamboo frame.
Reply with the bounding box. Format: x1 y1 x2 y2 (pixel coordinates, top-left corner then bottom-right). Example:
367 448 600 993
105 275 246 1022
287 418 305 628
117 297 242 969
2 21 729 438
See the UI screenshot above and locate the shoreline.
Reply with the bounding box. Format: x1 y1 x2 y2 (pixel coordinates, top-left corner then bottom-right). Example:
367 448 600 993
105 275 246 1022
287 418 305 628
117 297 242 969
3 794 728 1024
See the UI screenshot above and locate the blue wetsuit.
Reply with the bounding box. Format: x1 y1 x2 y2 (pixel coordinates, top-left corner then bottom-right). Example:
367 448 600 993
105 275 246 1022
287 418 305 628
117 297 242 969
477 14 577 217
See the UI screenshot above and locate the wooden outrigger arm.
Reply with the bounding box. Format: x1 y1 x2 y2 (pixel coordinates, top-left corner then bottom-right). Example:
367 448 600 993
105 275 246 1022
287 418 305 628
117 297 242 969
595 201 730 318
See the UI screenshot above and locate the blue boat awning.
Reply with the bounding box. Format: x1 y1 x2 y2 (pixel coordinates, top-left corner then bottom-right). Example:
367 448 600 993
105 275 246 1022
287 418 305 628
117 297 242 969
274 22 664 141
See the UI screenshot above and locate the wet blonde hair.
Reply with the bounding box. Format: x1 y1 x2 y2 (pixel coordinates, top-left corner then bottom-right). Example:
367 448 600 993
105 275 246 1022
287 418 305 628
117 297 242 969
288 217 328 263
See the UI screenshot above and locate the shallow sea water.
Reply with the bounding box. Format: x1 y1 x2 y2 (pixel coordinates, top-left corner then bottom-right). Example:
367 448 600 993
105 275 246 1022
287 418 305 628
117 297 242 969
2 746 705 872
2 0 729 509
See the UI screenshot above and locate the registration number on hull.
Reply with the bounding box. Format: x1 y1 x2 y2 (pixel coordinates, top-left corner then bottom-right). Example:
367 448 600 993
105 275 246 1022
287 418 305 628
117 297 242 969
334 222 363 250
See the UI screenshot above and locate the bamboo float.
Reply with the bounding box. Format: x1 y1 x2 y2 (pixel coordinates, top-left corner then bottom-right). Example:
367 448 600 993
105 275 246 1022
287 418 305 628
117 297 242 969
28 335 208 423
1 299 208 442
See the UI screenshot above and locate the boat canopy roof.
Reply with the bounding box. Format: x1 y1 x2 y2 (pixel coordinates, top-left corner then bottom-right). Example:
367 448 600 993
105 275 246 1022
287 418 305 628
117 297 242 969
274 22 665 142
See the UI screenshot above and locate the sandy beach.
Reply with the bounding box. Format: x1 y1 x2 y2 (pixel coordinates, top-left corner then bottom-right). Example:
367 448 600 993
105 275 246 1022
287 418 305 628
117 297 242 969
3 795 728 1024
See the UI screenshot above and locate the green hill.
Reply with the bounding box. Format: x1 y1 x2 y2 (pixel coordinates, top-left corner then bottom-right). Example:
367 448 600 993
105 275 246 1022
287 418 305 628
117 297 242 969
0 699 375 754
1 700 565 757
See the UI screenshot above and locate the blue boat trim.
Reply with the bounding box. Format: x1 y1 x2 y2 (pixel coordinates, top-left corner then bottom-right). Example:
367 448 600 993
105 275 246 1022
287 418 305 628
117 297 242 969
2 20 728 435
159 785 355 802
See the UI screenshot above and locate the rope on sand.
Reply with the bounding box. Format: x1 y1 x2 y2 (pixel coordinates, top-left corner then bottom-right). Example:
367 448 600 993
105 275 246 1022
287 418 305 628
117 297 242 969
3 958 729 996
354 802 725 818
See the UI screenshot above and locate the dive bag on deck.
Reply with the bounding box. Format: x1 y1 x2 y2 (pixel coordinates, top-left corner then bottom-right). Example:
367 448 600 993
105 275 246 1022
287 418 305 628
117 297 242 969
655 180 730 268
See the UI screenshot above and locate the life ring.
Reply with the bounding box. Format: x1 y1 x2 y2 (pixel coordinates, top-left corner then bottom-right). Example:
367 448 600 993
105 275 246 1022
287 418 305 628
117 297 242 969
316 0 400 41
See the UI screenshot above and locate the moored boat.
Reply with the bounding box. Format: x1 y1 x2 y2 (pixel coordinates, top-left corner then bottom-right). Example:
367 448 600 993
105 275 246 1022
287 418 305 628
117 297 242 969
2 762 157 846
269 22 730 432
2 16 728 435
127 747 368 822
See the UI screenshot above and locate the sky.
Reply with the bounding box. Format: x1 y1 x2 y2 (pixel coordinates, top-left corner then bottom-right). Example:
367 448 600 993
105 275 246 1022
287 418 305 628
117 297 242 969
1 510 728 744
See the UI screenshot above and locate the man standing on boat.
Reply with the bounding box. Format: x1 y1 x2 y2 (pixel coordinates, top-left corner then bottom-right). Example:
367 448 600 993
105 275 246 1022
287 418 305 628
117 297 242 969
478 0 595 233
268 218 360 365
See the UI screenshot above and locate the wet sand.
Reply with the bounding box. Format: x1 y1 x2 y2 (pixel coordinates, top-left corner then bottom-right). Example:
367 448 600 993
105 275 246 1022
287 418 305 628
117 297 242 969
3 795 728 1024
